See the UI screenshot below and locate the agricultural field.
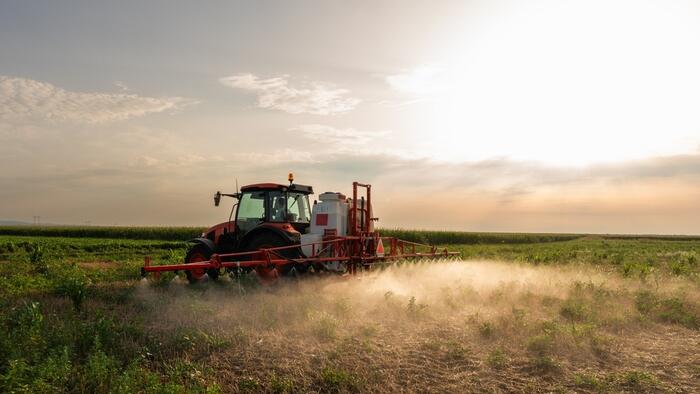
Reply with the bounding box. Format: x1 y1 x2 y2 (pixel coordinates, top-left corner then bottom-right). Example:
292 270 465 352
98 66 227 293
1 229 699 393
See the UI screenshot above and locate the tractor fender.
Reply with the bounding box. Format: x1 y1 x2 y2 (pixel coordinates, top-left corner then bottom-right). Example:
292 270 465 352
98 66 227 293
188 237 217 253
239 224 300 251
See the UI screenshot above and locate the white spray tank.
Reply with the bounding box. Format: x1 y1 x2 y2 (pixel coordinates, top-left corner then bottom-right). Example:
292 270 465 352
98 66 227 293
300 192 348 257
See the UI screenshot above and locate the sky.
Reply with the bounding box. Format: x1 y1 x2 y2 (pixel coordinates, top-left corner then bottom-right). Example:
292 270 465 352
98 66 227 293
1 0 700 234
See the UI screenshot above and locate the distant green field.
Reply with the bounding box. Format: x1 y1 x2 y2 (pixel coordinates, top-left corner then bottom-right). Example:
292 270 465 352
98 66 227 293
0 225 204 241
3 225 700 245
1 234 698 297
0 225 585 244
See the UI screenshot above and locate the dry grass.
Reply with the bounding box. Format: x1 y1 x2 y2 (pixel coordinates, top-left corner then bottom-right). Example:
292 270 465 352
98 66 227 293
135 260 700 392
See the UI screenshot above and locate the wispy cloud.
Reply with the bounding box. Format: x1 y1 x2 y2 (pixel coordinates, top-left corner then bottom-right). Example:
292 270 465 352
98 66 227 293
113 81 130 92
386 64 444 95
219 73 360 115
290 124 390 146
0 76 194 123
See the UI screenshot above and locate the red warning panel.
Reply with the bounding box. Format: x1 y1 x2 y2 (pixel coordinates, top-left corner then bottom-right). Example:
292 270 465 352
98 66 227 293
376 238 385 257
315 213 329 226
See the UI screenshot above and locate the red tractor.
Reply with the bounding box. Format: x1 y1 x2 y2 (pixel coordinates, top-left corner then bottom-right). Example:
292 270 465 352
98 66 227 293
142 175 458 284
184 176 314 283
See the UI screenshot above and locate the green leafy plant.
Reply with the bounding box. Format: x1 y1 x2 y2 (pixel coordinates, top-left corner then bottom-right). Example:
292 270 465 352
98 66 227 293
486 348 507 369
55 265 91 311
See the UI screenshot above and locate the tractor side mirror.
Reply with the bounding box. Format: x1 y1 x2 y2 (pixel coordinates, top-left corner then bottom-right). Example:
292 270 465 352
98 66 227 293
214 191 222 207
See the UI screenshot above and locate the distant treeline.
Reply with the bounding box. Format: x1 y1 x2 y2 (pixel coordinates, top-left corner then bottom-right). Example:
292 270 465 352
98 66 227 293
0 225 586 244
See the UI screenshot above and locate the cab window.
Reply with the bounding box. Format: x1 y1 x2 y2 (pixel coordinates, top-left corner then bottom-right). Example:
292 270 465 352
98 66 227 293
269 192 287 222
268 191 311 223
237 192 266 233
288 192 310 223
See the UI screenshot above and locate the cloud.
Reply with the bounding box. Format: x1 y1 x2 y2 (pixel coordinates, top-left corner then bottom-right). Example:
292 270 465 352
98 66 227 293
386 64 444 95
290 124 391 146
3 139 700 232
113 81 130 92
0 76 194 123
219 73 360 115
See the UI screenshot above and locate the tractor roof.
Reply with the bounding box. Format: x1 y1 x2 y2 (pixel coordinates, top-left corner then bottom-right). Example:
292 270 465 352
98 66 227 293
241 183 313 194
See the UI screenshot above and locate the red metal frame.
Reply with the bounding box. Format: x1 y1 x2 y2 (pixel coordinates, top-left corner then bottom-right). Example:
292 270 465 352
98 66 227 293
141 181 459 280
142 236 458 277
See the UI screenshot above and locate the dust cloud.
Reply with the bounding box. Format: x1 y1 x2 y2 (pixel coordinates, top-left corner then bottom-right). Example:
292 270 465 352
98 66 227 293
135 259 625 337
133 259 700 392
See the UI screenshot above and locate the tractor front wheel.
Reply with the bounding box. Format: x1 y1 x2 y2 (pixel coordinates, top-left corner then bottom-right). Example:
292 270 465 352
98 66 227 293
184 244 219 284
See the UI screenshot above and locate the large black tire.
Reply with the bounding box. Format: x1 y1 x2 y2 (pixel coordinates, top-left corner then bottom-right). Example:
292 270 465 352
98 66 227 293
184 244 220 284
244 232 301 280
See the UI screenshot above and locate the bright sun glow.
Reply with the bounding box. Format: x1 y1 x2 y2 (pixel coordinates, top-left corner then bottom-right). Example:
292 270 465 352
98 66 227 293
391 0 700 165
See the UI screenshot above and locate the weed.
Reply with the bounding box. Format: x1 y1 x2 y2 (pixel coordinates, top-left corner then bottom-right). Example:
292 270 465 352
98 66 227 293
511 306 527 323
151 271 178 287
526 333 561 373
635 290 658 316
311 312 338 341
444 340 471 362
527 334 554 357
199 331 231 352
614 370 659 391
406 296 428 318
657 297 699 329
2 348 73 392
113 360 190 393
5 301 45 361
173 330 198 352
237 377 261 392
320 366 357 392
621 260 655 279
559 299 591 323
54 264 91 311
164 359 210 388
26 242 46 264
670 259 691 276
269 374 295 393
486 348 507 369
81 344 119 393
0 240 17 254
588 333 611 358
635 291 699 329
333 297 352 317
529 355 560 374
478 321 495 339
422 338 442 352
359 324 378 338
229 326 250 347
572 372 603 389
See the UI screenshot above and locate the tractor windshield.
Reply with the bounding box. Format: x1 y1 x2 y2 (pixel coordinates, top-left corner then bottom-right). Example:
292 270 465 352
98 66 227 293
237 191 266 233
269 191 310 223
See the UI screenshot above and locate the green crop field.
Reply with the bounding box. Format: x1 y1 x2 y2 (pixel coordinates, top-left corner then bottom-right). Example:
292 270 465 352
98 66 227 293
1 229 699 392
0 225 586 244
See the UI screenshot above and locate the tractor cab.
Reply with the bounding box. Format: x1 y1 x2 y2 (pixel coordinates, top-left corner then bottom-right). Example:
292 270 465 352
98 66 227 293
203 177 314 252
236 183 313 235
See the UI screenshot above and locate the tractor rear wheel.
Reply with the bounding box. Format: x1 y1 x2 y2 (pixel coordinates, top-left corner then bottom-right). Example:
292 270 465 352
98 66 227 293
184 244 219 284
244 233 300 285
